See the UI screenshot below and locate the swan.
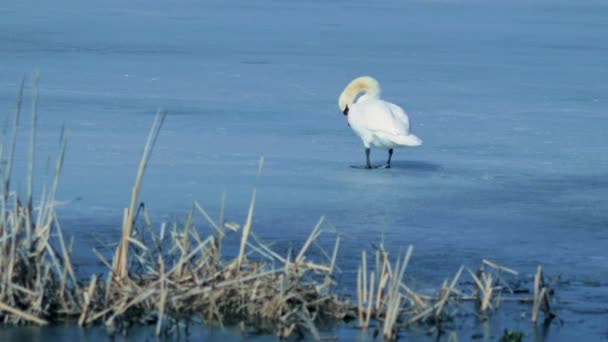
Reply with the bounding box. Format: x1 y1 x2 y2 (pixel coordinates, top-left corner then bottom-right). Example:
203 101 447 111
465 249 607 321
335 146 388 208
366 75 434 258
338 76 422 169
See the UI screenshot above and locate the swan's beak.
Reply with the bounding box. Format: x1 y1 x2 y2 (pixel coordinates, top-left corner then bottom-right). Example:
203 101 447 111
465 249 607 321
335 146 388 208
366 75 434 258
342 105 350 126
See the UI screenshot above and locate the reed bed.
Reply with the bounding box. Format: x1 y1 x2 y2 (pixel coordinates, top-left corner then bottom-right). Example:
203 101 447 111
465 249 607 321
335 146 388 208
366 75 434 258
0 78 557 340
354 249 557 340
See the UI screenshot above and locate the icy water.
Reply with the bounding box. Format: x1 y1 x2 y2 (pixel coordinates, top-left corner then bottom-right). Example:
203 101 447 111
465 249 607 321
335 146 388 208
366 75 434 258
1 0 608 340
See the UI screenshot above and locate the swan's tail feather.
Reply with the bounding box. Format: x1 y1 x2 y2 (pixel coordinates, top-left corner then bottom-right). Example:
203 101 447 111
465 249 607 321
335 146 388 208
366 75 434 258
391 134 422 147
396 134 422 146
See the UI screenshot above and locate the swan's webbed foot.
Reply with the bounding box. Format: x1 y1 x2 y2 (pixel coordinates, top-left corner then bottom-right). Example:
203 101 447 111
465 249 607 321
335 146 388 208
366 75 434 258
350 164 382 169
349 148 386 169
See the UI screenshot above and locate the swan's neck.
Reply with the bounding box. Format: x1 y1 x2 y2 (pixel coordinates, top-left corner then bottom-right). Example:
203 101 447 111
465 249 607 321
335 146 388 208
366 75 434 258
356 93 374 104
338 76 381 111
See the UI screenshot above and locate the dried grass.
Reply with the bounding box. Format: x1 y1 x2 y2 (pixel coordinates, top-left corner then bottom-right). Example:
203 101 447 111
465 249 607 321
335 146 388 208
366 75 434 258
352 247 558 340
0 78 558 340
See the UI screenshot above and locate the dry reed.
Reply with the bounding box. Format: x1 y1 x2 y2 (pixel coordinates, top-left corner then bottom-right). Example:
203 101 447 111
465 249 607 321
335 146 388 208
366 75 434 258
0 78 558 340
354 246 558 340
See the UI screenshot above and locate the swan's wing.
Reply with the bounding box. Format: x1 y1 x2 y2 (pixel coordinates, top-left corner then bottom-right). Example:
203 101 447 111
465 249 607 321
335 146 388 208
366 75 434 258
386 102 411 135
357 100 410 135
349 99 422 147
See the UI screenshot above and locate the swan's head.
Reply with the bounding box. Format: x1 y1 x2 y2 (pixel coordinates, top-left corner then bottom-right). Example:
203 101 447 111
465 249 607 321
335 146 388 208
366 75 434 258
338 97 350 116
338 76 381 113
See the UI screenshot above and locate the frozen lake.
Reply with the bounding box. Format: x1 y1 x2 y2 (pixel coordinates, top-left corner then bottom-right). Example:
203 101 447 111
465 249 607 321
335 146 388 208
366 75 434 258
1 0 607 340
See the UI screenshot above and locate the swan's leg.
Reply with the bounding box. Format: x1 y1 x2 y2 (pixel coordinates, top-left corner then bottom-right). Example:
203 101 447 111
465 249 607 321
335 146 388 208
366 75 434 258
386 149 393 168
350 148 378 169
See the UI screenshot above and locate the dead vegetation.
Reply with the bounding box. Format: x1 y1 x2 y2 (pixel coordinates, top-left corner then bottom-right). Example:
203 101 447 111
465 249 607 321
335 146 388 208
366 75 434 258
0 77 557 340
354 249 557 340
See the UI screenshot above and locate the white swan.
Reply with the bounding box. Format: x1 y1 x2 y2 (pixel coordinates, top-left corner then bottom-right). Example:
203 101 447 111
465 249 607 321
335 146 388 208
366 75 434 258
338 76 422 169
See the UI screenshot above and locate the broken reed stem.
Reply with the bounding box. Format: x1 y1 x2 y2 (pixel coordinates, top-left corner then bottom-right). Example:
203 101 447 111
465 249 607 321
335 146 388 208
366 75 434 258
114 110 166 279
362 250 367 304
434 266 464 317
54 214 77 296
532 265 541 323
357 266 364 325
364 271 374 329
481 272 493 312
376 251 389 312
532 287 546 324
468 267 492 313
3 77 24 200
0 301 48 325
482 259 518 276
194 201 220 234
531 265 554 323
78 275 98 326
236 156 264 271
236 188 256 271
296 216 324 264
329 236 340 274
382 246 413 340
156 256 166 336
42 127 68 227
25 71 40 243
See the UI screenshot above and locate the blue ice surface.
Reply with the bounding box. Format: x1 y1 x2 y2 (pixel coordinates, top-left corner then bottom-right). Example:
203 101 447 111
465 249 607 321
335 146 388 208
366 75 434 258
1 0 607 340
